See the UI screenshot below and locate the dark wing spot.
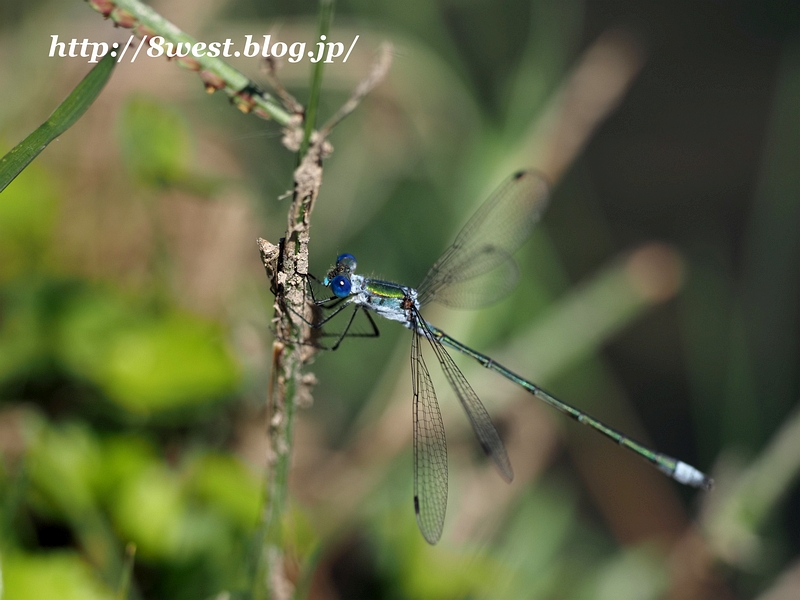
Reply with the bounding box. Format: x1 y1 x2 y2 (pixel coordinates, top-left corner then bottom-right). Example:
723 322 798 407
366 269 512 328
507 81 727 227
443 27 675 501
414 496 420 514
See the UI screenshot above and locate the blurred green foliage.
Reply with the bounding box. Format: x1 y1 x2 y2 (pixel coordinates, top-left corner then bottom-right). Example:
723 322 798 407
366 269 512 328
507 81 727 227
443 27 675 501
119 97 193 187
119 96 225 195
0 161 57 279
0 53 115 194
3 552 115 600
59 291 240 413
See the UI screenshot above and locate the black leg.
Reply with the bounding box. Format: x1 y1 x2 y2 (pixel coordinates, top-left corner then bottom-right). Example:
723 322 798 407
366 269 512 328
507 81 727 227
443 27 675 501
312 298 356 327
281 292 349 328
329 306 366 350
360 310 381 339
273 301 380 350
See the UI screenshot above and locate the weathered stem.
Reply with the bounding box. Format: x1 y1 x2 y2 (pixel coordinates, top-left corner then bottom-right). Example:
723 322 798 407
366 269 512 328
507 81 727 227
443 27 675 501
253 2 335 596
253 136 327 600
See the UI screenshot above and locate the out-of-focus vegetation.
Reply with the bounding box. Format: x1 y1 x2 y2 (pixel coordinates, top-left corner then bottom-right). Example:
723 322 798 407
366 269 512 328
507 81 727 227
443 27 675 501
0 52 115 193
1 1 799 599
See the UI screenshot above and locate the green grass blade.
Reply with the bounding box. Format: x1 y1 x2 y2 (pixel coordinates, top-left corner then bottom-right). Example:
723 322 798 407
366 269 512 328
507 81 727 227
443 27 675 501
116 543 136 600
299 0 335 158
0 53 116 193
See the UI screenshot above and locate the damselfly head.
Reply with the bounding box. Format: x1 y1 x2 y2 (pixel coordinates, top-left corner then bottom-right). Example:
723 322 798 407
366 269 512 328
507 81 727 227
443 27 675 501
324 253 357 284
336 253 357 273
323 253 358 292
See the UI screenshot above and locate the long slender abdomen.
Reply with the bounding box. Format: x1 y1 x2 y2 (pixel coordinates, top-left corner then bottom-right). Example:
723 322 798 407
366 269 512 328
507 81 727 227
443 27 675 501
424 320 713 490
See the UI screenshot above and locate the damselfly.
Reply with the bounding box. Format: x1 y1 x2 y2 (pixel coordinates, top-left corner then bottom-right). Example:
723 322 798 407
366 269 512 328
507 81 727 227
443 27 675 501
311 170 712 544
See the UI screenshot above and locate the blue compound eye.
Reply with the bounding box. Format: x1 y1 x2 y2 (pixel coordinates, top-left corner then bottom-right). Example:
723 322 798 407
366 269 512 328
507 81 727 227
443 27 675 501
331 275 352 298
336 253 357 273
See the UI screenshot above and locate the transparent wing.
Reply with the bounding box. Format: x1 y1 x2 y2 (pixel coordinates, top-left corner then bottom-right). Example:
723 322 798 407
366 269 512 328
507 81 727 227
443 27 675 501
411 316 448 545
417 170 549 308
423 252 519 309
417 312 513 482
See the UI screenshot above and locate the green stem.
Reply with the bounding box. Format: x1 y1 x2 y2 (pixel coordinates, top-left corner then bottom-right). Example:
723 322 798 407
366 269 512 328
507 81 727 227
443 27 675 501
299 0 335 158
86 0 294 125
706 405 800 567
252 362 298 600
116 543 136 600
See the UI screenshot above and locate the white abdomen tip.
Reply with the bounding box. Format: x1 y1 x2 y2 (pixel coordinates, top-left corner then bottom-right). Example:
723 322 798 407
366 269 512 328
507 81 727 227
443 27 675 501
674 461 712 489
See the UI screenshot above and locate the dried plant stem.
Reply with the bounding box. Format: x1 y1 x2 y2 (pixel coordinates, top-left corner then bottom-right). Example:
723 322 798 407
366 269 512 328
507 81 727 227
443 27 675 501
253 1 338 596
254 137 325 600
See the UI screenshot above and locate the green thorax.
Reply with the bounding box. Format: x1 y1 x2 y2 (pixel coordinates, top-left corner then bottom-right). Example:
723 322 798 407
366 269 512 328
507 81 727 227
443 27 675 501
363 278 407 299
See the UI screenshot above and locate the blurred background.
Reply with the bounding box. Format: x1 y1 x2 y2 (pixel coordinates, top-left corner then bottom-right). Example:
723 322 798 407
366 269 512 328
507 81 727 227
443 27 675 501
1 0 799 598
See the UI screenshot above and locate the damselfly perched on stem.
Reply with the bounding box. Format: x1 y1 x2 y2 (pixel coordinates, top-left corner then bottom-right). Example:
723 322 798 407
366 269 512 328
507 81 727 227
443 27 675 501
304 170 712 544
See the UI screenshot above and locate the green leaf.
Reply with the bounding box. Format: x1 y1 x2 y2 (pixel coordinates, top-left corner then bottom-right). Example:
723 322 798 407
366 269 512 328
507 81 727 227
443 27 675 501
2 552 115 600
56 288 240 414
99 313 240 412
26 420 103 518
95 435 159 504
185 452 261 529
0 53 116 193
110 465 186 560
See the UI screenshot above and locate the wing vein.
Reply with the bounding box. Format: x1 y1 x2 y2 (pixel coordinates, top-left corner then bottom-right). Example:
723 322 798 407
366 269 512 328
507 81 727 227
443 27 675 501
411 315 448 544
416 311 513 482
